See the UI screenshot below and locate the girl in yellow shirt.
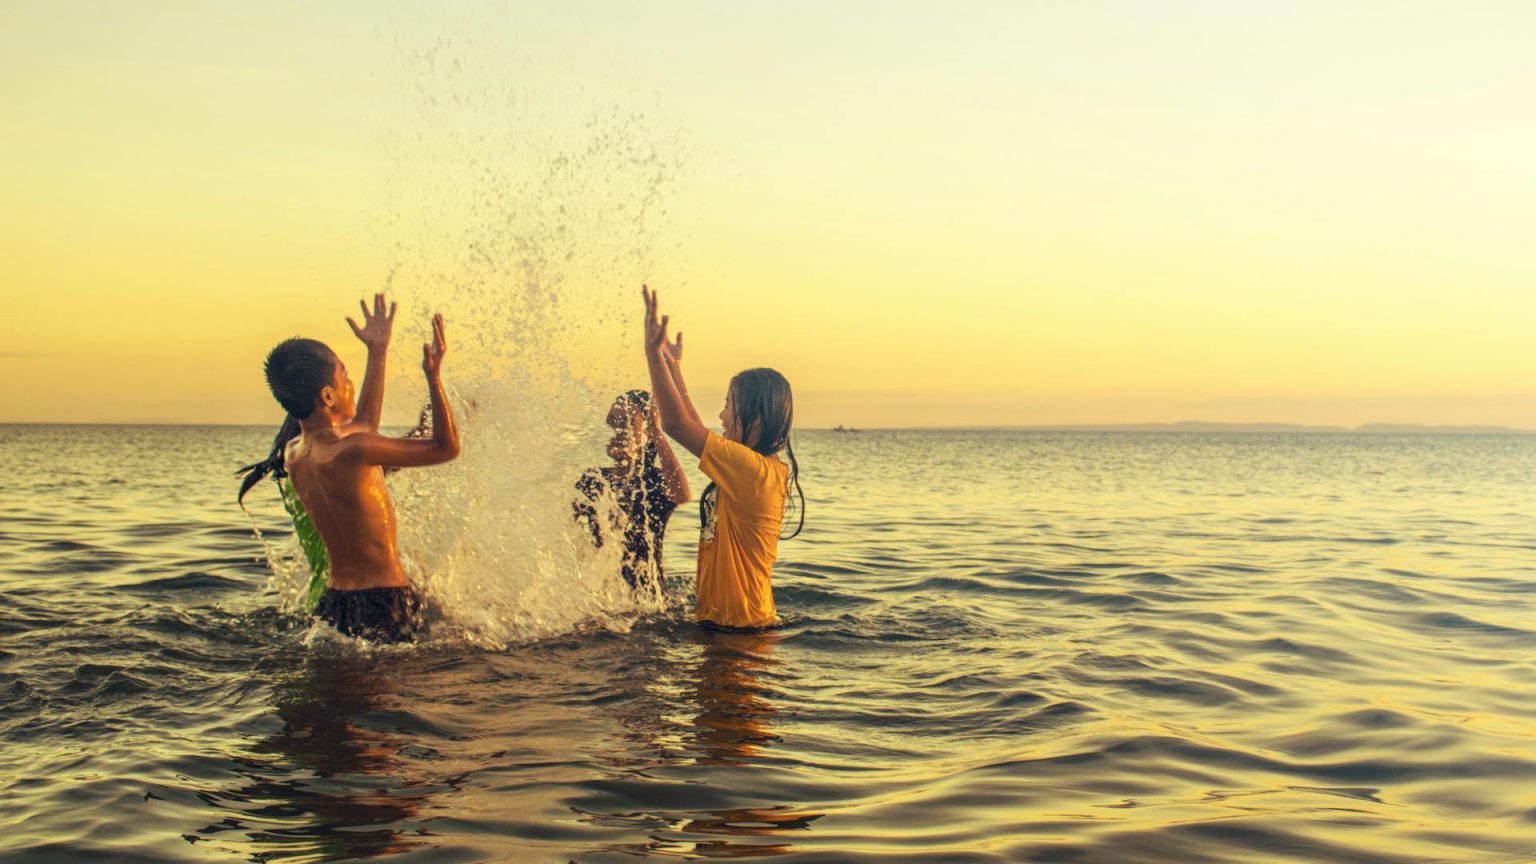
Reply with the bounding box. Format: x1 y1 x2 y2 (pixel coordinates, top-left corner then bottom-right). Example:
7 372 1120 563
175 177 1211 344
641 286 805 629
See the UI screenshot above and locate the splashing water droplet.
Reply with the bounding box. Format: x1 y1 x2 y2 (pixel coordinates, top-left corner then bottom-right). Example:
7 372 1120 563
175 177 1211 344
268 35 688 646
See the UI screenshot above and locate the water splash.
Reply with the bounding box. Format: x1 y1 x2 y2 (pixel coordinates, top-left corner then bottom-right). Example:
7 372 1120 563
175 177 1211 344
269 34 688 645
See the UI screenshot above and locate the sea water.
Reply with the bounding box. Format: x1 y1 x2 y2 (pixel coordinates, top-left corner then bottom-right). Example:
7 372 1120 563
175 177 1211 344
2 425 1534 862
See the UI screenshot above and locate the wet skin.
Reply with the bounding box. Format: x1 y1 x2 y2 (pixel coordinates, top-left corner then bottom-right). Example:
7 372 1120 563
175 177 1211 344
285 297 459 591
285 371 408 589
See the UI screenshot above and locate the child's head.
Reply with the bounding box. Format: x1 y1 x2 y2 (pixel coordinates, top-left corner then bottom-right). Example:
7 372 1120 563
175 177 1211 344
264 338 355 422
605 389 655 465
720 368 794 455
702 367 804 539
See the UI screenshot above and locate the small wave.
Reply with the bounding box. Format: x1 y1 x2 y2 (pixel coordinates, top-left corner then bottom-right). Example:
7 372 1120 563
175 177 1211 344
122 572 247 593
1410 611 1530 636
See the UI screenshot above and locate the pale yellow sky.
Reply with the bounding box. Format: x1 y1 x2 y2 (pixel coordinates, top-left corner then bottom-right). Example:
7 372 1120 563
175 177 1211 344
2 1 1533 427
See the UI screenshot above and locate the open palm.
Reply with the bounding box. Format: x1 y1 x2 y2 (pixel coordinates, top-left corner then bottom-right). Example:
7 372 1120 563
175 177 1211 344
347 293 396 350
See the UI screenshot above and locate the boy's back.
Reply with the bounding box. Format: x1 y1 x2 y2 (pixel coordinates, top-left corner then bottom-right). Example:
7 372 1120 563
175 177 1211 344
285 431 408 590
241 297 459 642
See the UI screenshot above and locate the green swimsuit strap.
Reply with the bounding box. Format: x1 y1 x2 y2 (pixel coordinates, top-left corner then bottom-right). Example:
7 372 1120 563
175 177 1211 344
277 479 329 613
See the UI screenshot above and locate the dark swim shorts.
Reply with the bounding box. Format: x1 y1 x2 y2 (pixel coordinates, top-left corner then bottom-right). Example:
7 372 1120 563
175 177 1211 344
314 586 423 644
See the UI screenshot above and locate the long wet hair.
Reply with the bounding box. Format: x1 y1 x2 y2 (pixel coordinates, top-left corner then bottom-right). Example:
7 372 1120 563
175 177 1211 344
616 389 661 481
700 368 805 540
235 338 335 505
236 414 301 505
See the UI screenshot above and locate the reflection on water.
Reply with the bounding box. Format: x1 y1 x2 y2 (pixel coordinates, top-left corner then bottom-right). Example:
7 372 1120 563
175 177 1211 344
188 652 453 861
587 628 824 860
182 626 820 862
4 427 1536 862
690 629 782 767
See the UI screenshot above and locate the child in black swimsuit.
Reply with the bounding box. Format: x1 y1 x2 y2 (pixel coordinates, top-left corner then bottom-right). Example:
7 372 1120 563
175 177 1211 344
574 390 690 591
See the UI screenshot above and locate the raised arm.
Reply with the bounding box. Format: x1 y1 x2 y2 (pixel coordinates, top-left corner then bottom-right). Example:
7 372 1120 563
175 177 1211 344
647 402 691 504
661 336 702 427
345 314 460 467
343 293 396 433
642 286 708 457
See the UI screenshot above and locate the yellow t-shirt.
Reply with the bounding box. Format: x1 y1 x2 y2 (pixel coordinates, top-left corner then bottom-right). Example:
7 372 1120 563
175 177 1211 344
695 431 788 628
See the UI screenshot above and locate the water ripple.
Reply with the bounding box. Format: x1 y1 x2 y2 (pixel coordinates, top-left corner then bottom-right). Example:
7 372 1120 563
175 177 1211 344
3 427 1535 862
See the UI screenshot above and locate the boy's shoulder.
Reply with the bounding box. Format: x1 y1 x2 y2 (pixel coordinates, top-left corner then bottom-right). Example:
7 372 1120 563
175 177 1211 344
282 431 309 464
290 427 373 466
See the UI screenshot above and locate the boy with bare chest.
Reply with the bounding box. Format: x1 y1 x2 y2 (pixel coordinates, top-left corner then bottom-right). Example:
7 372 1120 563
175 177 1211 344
239 296 459 642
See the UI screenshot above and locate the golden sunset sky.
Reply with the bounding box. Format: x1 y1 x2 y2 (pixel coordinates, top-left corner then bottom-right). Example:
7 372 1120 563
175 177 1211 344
2 2 1533 428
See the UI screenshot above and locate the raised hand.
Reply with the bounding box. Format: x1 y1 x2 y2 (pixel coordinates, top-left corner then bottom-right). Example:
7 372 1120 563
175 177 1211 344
642 285 672 356
639 285 708 458
422 314 447 378
347 293 397 351
663 329 683 365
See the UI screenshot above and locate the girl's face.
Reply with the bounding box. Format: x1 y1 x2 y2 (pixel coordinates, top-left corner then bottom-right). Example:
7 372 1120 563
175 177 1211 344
719 386 741 443
606 400 647 463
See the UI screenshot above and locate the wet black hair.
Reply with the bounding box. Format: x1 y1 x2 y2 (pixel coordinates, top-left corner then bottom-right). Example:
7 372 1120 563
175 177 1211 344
235 414 300 505
264 338 336 420
699 368 805 540
617 389 660 474
234 338 334 505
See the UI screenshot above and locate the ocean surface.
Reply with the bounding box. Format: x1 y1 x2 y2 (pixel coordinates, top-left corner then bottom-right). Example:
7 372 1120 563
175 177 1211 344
3 424 1534 863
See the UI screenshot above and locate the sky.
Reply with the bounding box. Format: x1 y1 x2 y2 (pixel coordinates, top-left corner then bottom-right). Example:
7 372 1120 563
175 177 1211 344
1 1 1533 428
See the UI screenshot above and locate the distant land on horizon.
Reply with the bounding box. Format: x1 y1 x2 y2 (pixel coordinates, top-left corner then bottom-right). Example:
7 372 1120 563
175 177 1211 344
867 421 1536 435
1 420 1534 435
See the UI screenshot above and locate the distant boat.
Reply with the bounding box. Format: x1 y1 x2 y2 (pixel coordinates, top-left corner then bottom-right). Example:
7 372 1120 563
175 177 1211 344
831 424 861 433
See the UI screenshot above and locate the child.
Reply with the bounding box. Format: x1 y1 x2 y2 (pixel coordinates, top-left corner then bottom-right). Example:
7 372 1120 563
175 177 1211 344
237 295 459 642
573 390 691 592
640 286 804 629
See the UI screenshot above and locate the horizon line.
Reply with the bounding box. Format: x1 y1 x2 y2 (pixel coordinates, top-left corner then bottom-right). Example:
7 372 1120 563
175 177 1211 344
2 420 1532 434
